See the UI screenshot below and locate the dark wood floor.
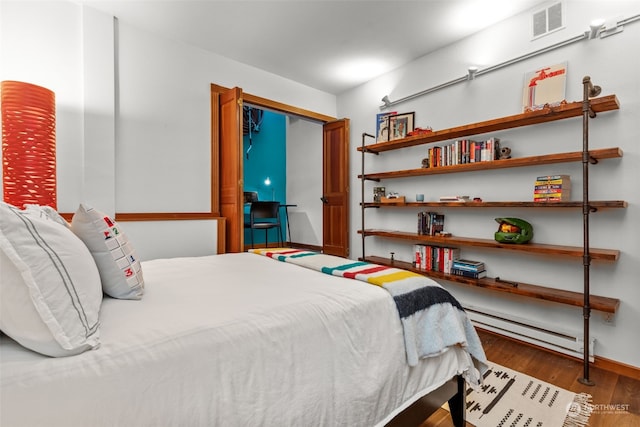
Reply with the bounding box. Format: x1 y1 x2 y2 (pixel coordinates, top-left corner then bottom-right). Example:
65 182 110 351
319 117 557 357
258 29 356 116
421 329 640 427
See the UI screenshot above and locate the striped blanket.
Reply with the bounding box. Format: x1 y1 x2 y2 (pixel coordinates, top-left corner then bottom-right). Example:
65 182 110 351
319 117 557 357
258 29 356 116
250 248 487 383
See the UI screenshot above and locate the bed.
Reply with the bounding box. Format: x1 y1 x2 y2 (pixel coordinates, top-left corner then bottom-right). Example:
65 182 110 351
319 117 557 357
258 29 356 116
0 202 487 427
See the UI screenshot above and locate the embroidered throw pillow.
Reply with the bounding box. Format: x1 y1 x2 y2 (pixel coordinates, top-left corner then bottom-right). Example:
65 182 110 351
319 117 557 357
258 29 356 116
71 204 144 299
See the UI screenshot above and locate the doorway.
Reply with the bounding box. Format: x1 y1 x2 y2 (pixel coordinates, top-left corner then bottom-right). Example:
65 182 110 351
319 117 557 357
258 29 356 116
242 107 287 247
210 84 350 257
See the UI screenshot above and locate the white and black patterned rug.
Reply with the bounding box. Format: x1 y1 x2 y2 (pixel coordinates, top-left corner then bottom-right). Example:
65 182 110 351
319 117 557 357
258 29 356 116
457 362 593 427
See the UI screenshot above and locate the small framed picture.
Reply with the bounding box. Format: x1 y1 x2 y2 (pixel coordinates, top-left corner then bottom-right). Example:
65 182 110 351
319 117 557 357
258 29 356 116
388 112 415 141
376 112 396 142
522 62 567 112
373 186 386 203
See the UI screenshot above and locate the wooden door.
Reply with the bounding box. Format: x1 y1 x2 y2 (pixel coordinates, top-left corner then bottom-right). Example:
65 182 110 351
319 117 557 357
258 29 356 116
219 87 244 253
322 119 350 257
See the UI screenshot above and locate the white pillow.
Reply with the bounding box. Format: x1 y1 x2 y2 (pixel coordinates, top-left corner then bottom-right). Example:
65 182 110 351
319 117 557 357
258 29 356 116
0 202 102 357
24 203 70 227
71 204 144 299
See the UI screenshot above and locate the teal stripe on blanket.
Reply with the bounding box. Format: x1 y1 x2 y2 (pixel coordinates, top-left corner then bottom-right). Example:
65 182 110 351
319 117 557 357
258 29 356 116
321 261 369 275
289 252 318 259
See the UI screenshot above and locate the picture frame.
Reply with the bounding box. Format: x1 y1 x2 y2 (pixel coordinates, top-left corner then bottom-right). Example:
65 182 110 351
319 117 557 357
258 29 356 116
522 62 567 112
376 112 396 142
373 186 386 203
388 112 415 141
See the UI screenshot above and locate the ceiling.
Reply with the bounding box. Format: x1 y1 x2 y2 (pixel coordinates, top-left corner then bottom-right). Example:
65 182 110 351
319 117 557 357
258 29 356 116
78 0 547 95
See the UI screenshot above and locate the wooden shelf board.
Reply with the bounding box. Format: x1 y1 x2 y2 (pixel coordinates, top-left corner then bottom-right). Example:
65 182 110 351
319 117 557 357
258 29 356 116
362 200 627 209
358 147 623 180
359 229 619 261
358 95 620 153
363 256 620 314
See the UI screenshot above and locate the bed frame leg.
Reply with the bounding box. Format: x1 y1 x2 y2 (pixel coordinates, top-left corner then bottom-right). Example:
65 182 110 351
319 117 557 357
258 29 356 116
448 376 466 427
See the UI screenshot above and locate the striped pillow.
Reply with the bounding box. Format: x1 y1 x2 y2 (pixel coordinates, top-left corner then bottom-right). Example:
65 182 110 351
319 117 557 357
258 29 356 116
0 202 102 357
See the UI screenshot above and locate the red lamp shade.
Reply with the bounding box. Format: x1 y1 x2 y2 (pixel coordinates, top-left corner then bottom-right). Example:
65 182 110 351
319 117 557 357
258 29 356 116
1 81 57 209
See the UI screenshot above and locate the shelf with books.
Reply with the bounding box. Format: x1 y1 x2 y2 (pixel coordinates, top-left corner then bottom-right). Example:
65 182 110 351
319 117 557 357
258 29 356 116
359 82 621 383
361 256 620 314
358 229 619 261
359 147 622 181
358 95 619 154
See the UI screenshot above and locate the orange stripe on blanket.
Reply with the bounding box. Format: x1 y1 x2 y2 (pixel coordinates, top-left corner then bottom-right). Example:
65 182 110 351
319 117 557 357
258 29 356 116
250 248 304 257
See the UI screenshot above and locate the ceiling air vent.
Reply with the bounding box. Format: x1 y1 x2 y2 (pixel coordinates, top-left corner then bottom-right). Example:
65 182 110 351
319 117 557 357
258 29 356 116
532 2 563 39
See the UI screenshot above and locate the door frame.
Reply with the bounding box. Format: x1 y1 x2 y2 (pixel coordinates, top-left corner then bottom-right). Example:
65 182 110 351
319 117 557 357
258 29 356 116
210 84 344 253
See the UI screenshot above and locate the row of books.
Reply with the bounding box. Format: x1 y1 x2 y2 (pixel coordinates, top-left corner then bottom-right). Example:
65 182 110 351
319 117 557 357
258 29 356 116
413 245 459 273
534 174 571 202
418 211 445 235
413 245 487 278
424 137 500 168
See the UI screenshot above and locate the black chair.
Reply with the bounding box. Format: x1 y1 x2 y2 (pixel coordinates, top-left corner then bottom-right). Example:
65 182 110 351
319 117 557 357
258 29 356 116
245 201 283 248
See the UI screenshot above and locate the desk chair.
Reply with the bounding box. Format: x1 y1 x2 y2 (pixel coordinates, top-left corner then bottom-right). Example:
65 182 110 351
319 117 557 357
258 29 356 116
245 201 283 248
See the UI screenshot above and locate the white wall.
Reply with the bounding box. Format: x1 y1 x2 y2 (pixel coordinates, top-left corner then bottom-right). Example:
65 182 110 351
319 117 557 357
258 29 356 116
338 1 640 368
122 220 219 261
287 116 323 246
1 0 85 210
1 0 336 258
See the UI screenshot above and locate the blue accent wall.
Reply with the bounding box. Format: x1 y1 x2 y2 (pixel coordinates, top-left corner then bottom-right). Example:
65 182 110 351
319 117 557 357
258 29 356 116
243 110 286 245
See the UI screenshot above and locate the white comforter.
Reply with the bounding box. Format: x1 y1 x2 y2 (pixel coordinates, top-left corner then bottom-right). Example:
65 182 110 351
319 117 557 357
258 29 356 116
1 252 477 427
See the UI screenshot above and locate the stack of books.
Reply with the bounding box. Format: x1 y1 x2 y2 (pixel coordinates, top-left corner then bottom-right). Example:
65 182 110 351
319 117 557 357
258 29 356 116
418 211 445 235
533 174 571 202
451 259 486 279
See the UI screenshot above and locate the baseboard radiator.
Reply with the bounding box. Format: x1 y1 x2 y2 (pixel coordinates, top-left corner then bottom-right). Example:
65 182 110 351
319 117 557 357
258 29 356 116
465 305 595 362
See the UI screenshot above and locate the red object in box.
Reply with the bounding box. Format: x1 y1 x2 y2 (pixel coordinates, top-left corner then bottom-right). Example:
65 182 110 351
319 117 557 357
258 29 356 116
1 81 57 209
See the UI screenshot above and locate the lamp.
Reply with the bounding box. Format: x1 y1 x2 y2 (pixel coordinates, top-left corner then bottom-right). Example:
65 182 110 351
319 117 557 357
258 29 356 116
587 19 605 39
467 66 479 81
381 95 392 109
264 176 275 200
1 81 57 209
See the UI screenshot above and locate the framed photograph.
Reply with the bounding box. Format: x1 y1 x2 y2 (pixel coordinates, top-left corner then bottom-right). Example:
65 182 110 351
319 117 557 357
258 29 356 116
376 112 396 142
373 186 386 203
388 112 415 141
